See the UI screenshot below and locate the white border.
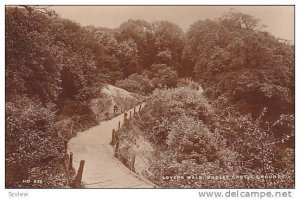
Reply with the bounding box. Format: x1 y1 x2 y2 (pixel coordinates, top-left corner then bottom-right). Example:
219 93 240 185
0 1 297 199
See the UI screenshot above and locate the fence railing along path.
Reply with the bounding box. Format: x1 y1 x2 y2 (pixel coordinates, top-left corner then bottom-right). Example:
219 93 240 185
68 102 154 188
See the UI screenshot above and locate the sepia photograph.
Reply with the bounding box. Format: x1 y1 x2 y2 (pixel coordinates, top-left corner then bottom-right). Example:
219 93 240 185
5 5 295 190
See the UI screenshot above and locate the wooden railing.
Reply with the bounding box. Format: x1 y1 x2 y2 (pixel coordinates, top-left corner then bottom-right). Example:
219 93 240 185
68 103 146 188
66 79 201 188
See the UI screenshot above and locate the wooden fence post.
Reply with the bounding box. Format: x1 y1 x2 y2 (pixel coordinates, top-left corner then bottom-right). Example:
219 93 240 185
114 141 119 158
69 152 73 170
64 140 68 152
73 160 85 188
130 154 136 172
110 129 116 145
124 112 127 122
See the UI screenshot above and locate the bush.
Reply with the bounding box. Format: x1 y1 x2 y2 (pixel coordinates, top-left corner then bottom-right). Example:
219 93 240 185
61 100 98 131
115 86 294 188
115 64 178 95
5 95 65 187
115 73 153 95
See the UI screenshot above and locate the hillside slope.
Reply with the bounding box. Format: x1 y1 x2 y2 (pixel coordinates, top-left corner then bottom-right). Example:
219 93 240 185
90 84 145 122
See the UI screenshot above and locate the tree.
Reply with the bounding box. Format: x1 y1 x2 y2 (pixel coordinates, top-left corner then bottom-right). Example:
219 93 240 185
116 19 155 69
5 7 62 103
152 21 185 69
214 105 294 188
184 11 294 120
5 6 103 187
115 73 153 95
91 28 124 83
117 39 140 76
149 64 178 88
220 9 266 31
6 96 62 187
115 19 185 74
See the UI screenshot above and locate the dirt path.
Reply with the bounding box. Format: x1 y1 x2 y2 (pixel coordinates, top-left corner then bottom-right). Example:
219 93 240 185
68 103 153 188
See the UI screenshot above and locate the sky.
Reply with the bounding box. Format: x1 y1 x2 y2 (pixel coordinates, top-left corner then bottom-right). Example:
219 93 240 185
52 6 294 41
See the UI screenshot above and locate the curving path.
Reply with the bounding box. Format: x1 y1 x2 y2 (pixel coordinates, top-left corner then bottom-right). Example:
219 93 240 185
68 103 154 188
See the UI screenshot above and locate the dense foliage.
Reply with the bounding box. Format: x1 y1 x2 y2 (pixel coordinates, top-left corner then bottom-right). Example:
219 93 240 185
184 10 294 120
115 64 178 95
6 7 294 188
114 11 294 188
5 7 104 187
118 86 294 188
5 6 186 187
